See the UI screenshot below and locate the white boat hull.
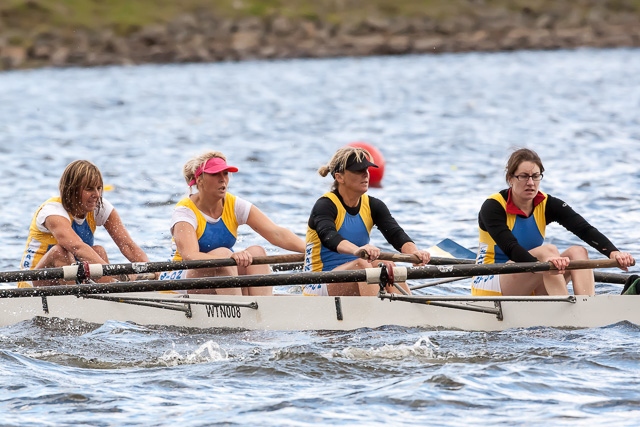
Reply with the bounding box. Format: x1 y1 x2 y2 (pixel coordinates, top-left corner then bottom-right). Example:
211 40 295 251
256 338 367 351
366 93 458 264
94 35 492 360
0 293 637 331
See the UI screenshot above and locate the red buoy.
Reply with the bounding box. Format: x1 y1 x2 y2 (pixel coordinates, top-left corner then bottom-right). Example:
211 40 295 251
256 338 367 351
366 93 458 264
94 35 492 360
347 141 386 187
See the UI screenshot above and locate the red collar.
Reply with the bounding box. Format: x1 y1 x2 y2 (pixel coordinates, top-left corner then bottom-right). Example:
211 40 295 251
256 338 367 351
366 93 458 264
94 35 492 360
506 189 546 216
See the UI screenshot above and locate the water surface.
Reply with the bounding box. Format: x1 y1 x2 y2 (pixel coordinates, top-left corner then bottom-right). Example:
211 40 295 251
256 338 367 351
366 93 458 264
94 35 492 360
1 48 640 425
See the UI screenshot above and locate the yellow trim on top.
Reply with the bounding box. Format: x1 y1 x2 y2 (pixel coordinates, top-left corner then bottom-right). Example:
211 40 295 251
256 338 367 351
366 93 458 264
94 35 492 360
471 287 502 296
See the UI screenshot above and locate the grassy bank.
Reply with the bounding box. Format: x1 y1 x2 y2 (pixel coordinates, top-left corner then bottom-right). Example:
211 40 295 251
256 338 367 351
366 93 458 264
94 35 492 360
4 0 639 34
2 0 640 70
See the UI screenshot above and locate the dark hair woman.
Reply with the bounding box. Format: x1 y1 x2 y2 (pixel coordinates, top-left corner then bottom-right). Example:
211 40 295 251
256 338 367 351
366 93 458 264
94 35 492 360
473 148 634 296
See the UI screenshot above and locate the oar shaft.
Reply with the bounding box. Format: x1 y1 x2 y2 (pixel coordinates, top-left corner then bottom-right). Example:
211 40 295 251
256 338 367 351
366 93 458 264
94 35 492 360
594 271 630 285
382 255 631 284
0 258 629 299
0 268 369 298
404 258 625 281
375 249 636 284
101 254 304 275
0 267 66 284
0 252 470 284
0 254 305 283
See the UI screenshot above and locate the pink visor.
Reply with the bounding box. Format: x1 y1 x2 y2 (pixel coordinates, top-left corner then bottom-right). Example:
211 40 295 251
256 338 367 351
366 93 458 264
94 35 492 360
188 157 239 186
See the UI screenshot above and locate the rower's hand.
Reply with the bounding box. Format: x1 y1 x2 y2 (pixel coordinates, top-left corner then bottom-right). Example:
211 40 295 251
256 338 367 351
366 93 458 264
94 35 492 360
232 250 253 268
132 273 158 281
407 249 430 266
610 251 635 271
355 244 381 261
115 274 152 282
547 256 570 275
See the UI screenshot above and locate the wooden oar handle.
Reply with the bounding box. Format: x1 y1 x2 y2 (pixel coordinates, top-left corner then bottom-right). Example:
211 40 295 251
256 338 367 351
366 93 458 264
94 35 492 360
357 251 422 263
251 254 304 265
560 258 634 270
378 253 421 263
359 251 474 265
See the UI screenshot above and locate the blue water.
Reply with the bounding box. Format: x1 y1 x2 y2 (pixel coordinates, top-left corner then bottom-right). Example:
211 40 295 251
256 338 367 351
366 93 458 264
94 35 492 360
1 48 640 425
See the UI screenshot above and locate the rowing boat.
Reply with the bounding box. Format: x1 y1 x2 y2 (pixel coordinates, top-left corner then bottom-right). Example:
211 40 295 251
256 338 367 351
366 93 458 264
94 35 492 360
1 240 635 331
0 291 637 331
1 258 637 331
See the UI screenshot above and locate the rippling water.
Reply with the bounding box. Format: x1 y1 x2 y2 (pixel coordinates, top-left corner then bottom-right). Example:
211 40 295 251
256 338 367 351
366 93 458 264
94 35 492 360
1 48 640 425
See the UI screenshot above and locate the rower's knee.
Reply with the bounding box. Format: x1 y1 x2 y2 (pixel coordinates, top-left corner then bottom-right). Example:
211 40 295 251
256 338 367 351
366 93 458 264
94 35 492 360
563 245 589 260
206 247 233 258
533 244 561 260
245 245 267 257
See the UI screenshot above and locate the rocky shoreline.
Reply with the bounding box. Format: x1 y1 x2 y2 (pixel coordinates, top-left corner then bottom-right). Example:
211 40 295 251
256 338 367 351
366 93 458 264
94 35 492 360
1 7 640 71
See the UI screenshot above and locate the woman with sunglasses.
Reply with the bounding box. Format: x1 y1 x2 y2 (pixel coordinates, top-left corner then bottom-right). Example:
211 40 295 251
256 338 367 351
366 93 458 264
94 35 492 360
472 148 634 296
303 146 431 297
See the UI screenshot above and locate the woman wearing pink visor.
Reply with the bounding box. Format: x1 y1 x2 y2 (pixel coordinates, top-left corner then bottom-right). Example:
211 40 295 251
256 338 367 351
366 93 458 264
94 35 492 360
169 151 305 295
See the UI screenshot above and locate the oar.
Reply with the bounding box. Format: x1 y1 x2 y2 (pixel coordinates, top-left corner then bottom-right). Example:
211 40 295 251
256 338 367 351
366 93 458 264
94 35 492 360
0 250 469 284
1 237 473 284
376 252 635 285
593 271 633 285
420 238 636 285
0 254 305 284
429 260 634 286
0 258 628 299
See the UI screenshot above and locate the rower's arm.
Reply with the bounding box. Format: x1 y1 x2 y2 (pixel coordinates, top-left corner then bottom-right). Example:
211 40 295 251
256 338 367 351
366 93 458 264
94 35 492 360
172 221 212 260
245 206 305 253
335 239 365 255
545 195 618 257
45 215 108 264
103 209 149 262
369 197 412 251
308 198 344 251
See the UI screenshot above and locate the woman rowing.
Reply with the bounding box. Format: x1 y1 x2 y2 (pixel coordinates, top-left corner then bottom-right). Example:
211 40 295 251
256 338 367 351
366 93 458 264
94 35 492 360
303 146 430 296
473 148 634 296
19 160 150 286
170 151 305 295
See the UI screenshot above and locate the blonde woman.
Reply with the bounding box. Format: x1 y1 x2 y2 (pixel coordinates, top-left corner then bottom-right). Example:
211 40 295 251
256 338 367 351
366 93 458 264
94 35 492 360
20 160 149 286
170 151 305 295
303 146 431 296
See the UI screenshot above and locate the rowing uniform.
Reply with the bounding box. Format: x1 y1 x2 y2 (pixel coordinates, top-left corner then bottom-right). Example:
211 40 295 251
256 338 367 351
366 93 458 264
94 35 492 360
472 189 618 296
303 191 413 296
19 197 114 286
168 193 252 263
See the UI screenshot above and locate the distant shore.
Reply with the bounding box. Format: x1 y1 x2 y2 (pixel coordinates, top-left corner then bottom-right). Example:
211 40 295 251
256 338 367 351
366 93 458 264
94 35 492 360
1 1 639 71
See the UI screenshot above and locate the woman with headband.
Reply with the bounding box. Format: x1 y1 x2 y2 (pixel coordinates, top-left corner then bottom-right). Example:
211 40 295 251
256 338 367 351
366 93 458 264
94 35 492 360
170 151 305 295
